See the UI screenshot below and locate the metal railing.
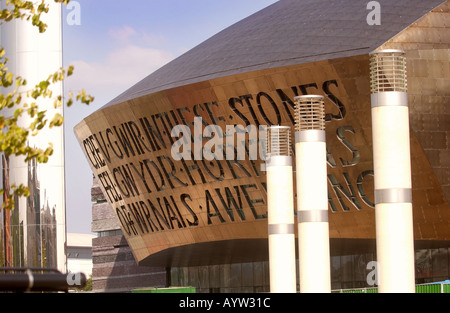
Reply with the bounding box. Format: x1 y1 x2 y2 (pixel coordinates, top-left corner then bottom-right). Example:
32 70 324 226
0 267 86 293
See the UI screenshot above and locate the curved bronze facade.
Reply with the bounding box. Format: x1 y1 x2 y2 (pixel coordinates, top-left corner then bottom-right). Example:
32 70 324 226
75 0 450 268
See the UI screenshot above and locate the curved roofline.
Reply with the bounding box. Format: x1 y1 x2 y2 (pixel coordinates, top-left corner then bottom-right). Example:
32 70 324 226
101 0 445 109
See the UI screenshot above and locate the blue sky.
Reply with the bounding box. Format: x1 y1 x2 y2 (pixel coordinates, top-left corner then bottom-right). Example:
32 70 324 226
62 0 278 234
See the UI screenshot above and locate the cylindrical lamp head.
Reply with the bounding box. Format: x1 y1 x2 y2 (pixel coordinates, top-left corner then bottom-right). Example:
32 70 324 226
267 126 291 157
294 95 325 131
370 49 407 94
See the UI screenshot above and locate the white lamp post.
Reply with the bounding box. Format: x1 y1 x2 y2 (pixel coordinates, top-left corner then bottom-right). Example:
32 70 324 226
370 49 415 293
294 95 331 293
266 126 297 293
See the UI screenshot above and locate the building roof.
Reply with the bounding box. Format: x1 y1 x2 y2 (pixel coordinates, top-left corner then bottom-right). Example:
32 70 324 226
67 233 95 248
103 0 444 108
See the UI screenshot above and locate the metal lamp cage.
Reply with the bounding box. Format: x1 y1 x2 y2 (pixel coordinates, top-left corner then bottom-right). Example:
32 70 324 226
267 126 291 157
370 49 407 93
294 95 325 131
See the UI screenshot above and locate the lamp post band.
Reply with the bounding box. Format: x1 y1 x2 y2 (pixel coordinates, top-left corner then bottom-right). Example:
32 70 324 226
295 130 326 143
297 210 329 223
375 188 412 204
371 92 408 108
268 223 295 235
266 156 292 167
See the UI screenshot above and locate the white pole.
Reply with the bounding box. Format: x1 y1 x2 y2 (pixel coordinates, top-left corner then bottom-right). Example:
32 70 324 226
266 126 297 293
294 95 331 293
370 49 415 293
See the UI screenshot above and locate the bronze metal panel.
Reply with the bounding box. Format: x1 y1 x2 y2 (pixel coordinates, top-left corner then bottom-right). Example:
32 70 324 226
74 1 450 267
75 52 450 266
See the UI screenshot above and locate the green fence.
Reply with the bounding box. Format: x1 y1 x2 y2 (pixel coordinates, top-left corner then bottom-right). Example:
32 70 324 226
416 283 450 293
333 283 450 293
445 284 450 293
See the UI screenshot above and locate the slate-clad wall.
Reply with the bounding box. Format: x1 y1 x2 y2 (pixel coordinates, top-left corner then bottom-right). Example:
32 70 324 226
91 177 167 292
